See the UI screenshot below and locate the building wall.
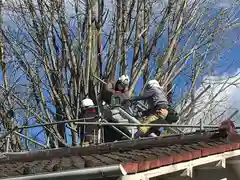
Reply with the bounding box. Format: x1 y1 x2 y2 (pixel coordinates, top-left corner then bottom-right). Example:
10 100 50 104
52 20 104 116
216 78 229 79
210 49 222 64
120 165 240 180
192 166 239 180
152 168 239 180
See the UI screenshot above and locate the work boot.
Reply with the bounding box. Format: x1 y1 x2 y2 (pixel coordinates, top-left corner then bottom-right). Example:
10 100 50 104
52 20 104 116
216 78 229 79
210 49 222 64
149 133 157 137
134 131 143 138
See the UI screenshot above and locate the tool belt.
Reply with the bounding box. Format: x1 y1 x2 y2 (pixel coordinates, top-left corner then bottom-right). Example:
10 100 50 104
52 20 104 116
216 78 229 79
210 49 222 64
142 104 168 117
155 104 168 110
155 109 168 118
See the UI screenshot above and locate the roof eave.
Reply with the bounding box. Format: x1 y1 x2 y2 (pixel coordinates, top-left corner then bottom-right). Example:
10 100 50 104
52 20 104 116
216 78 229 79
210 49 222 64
2 164 127 180
122 148 240 178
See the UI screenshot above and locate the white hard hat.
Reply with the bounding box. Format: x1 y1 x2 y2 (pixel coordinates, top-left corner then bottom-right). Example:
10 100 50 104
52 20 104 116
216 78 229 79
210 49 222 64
147 79 161 88
118 75 130 85
81 98 94 107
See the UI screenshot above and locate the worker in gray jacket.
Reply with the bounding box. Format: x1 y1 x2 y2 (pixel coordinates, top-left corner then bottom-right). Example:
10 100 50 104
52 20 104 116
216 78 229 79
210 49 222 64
131 79 169 137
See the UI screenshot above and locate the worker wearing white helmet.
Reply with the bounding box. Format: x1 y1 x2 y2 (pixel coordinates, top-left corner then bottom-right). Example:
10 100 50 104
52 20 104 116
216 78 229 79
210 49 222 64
131 79 169 138
81 98 94 108
80 98 96 147
118 75 130 87
101 75 130 105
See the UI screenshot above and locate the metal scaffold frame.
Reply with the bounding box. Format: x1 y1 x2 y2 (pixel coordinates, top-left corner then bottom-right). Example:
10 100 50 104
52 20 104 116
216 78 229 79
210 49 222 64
0 104 238 152
9 120 238 129
0 78 238 152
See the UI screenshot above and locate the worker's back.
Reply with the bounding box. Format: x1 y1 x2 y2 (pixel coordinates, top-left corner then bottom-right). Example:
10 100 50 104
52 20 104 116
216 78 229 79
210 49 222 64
144 86 168 109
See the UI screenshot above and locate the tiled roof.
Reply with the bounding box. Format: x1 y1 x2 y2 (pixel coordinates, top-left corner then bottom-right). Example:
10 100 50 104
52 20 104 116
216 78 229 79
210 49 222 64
0 120 239 178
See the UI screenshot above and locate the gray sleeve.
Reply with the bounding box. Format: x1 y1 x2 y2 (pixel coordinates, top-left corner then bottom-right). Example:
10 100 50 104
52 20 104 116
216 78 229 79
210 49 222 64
131 88 154 101
142 88 154 98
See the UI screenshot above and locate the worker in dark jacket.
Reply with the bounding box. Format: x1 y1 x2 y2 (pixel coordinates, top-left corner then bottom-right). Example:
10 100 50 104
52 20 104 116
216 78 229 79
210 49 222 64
132 79 169 137
79 98 98 146
101 75 130 105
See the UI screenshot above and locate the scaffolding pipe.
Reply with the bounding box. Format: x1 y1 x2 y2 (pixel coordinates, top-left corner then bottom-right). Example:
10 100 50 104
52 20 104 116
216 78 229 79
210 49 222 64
97 118 102 144
118 107 141 124
102 119 132 140
15 117 95 130
3 164 127 180
92 74 107 84
117 107 158 137
4 118 238 131
5 135 10 152
12 121 239 129
200 119 204 131
13 132 47 148
74 122 228 128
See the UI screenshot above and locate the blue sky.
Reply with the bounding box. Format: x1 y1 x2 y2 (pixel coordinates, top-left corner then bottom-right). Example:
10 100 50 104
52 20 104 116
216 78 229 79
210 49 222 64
218 46 240 74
